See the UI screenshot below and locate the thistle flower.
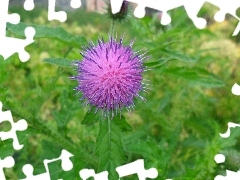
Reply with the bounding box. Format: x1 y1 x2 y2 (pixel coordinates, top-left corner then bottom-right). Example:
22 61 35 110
72 36 149 118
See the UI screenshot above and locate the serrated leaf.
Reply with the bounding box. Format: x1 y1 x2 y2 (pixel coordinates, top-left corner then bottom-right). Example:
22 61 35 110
114 115 132 131
53 90 79 128
95 117 125 179
162 67 225 88
43 58 73 68
7 22 87 47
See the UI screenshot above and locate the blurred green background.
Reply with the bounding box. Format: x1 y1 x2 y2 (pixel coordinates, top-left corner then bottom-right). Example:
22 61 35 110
0 2 240 180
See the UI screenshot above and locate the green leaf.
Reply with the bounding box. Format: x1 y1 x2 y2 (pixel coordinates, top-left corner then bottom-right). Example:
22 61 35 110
0 141 15 159
144 57 173 69
43 58 73 68
124 140 159 159
7 22 87 47
81 109 100 125
41 140 63 159
162 67 225 88
53 90 79 128
114 115 132 131
147 41 178 54
95 117 125 179
159 49 198 63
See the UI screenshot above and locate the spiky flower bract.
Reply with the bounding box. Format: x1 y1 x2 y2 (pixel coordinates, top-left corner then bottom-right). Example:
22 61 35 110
72 36 148 118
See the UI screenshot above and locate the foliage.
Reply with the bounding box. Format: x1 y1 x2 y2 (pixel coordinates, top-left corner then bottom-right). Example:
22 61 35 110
1 4 240 180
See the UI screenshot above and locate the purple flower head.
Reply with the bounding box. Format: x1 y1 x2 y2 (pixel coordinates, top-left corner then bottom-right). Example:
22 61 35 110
72 36 148 118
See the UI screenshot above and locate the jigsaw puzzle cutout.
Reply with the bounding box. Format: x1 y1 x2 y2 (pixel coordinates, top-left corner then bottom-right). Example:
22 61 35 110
219 122 240 138
0 156 15 180
24 0 34 11
20 149 73 180
110 0 240 35
214 84 240 179
0 0 35 62
116 159 158 180
79 159 158 180
231 83 240 96
214 123 240 179
215 170 240 180
0 101 28 150
0 0 82 62
48 0 81 22
79 169 108 180
24 0 81 22
214 152 240 180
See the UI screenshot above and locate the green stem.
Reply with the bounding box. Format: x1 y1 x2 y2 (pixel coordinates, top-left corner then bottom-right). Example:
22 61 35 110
108 116 111 152
110 20 116 37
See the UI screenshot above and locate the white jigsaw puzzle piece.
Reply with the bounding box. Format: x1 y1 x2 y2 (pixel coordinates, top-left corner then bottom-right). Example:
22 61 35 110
21 164 51 180
110 0 240 35
20 149 73 180
207 0 240 22
233 22 240 36
71 0 81 9
231 83 240 96
110 0 207 27
48 0 67 22
220 122 240 138
214 122 240 179
182 0 207 29
116 159 158 180
43 149 74 171
79 169 108 180
0 156 15 180
0 0 36 62
214 154 225 164
0 101 28 150
48 0 81 22
207 0 240 36
215 170 240 180
24 0 35 11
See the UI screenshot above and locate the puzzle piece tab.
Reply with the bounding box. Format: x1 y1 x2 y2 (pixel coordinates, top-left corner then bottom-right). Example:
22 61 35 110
208 0 240 36
232 83 240 96
0 156 15 180
20 149 73 180
79 169 108 180
110 0 206 28
116 159 158 180
24 0 35 11
70 0 82 9
214 123 240 179
0 101 28 150
110 0 240 35
219 122 240 138
47 0 81 22
233 22 240 36
0 0 35 62
208 0 240 22
215 170 240 180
